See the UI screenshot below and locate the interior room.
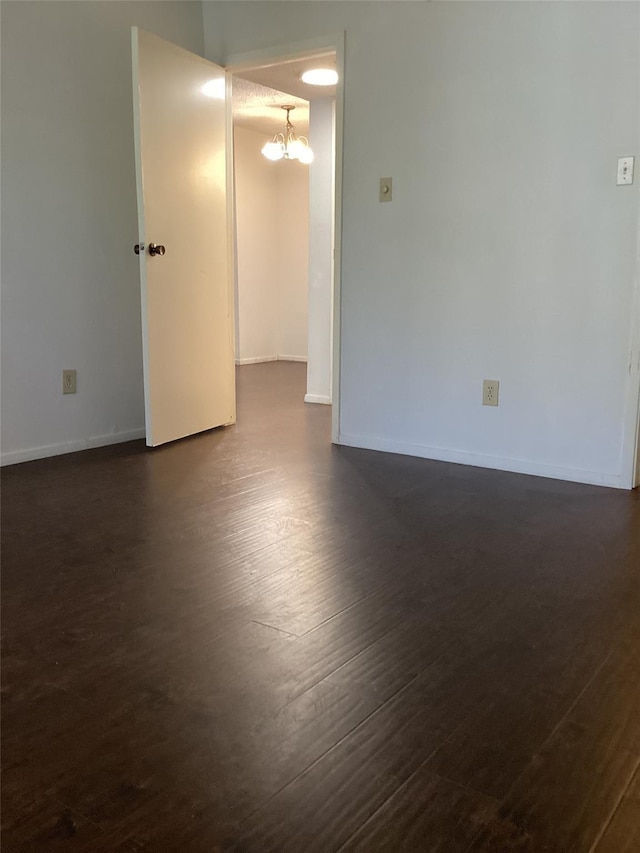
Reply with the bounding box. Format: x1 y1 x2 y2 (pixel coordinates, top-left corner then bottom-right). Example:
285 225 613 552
2 2 639 851
231 54 336 411
233 85 311 368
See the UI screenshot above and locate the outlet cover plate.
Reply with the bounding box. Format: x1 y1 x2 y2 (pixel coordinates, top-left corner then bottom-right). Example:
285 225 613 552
482 379 499 407
63 369 77 394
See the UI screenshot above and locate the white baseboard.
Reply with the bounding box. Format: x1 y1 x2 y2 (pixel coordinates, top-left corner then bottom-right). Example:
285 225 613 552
236 356 278 365
336 432 626 490
236 355 307 365
305 394 332 405
1 428 146 467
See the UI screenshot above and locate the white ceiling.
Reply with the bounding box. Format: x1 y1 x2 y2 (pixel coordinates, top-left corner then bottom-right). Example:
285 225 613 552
233 78 310 136
232 51 336 136
238 53 337 102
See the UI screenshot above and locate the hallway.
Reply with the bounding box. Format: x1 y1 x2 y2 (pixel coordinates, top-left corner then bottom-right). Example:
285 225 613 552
2 361 639 851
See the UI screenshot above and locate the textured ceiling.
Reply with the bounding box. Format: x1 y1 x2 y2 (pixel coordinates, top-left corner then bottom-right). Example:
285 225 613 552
232 78 310 136
232 51 336 136
238 52 337 102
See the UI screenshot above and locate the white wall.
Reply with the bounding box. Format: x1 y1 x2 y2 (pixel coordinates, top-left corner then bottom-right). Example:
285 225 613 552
234 126 279 362
204 1 640 488
233 124 308 364
1 0 205 465
276 160 309 361
305 97 335 405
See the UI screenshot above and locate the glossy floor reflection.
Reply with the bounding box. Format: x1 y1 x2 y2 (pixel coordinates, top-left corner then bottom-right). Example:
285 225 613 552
2 362 640 851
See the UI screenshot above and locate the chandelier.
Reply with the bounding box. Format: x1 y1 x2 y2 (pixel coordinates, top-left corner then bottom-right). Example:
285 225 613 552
261 105 314 164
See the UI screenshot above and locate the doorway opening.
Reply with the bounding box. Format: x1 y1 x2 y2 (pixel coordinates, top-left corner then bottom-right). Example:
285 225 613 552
227 44 340 436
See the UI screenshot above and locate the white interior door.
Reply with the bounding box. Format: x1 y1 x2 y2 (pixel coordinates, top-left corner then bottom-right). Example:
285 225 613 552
132 28 235 447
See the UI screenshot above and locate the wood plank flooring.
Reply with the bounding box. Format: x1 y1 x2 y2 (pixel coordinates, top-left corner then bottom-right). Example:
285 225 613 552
2 361 639 851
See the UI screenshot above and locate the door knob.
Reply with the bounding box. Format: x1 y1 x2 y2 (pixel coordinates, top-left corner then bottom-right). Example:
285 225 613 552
134 243 144 254
148 243 166 257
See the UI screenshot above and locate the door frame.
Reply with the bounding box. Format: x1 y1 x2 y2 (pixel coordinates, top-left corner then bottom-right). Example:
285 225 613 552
225 33 345 445
621 226 640 488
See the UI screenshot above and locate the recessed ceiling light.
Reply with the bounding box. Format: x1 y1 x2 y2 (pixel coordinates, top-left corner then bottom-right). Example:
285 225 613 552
202 78 225 99
301 68 338 87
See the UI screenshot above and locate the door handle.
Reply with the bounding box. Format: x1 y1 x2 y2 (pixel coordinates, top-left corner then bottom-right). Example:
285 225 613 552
134 243 144 255
148 243 166 257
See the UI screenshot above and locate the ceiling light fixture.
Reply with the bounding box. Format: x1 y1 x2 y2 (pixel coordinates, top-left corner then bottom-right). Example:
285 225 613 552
301 68 338 86
261 105 314 164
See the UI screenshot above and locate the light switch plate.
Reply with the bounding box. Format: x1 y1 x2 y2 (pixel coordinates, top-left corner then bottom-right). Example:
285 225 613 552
617 156 634 186
379 177 392 202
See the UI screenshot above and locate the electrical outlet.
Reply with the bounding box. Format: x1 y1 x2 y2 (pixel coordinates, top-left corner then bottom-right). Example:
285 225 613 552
63 369 77 394
482 379 499 407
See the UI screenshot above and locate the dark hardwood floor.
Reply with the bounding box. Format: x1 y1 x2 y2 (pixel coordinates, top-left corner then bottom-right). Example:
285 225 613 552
2 361 639 852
